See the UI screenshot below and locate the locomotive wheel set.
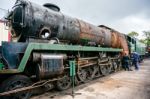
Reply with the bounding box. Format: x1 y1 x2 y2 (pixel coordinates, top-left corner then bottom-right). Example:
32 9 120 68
0 0 146 99
0 43 122 98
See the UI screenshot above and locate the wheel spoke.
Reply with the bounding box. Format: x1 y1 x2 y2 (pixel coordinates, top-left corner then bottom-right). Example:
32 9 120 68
112 61 118 72
92 66 100 78
56 74 71 91
77 68 87 83
100 65 110 76
0 75 32 99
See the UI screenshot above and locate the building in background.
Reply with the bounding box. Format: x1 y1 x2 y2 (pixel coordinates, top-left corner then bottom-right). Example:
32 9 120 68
0 20 10 45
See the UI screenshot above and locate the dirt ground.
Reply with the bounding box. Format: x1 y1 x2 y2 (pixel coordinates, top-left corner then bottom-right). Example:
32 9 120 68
32 59 150 99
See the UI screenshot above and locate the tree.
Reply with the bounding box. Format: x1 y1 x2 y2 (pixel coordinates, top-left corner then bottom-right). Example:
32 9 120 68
128 31 139 38
143 31 150 46
139 39 147 44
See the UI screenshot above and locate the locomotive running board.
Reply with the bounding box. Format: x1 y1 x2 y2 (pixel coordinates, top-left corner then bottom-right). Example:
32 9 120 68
0 43 122 74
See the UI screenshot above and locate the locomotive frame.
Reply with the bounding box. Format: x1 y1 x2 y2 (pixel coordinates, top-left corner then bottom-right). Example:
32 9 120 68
0 42 122 98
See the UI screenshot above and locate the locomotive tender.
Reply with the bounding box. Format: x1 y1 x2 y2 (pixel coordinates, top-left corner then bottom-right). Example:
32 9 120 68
0 0 145 98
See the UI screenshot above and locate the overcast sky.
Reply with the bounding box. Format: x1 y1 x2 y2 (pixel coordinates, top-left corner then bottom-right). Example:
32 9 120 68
0 0 150 39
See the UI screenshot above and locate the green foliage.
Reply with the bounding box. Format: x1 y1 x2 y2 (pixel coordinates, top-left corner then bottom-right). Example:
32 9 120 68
128 31 150 46
128 31 139 38
139 39 147 44
143 31 150 46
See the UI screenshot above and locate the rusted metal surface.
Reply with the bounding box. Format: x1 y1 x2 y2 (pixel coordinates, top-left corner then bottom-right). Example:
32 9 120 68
98 25 129 54
98 26 112 47
78 57 98 60
111 32 121 48
119 34 129 55
98 25 121 48
78 20 104 45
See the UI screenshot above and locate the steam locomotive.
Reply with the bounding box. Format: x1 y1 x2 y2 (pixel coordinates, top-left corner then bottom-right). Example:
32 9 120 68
0 0 146 98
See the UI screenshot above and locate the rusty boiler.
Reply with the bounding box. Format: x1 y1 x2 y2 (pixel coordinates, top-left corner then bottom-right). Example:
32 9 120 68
8 0 129 53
